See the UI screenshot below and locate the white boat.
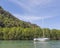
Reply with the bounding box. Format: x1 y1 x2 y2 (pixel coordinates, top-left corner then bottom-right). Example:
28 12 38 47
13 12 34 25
34 38 49 41
34 18 50 42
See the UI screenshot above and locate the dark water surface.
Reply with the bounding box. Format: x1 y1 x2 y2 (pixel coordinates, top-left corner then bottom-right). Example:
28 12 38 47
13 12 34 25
0 40 60 48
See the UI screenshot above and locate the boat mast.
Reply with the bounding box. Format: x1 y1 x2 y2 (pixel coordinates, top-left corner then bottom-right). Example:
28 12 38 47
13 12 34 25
42 17 45 38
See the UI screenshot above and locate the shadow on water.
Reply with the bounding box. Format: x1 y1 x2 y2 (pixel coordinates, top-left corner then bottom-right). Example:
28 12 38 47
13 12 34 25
0 40 34 48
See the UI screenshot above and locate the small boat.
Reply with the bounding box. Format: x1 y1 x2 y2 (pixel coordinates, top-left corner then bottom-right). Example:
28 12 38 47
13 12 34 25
34 38 49 41
34 19 50 42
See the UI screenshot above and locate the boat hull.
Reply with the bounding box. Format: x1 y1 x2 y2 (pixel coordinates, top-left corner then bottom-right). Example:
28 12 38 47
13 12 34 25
34 38 49 41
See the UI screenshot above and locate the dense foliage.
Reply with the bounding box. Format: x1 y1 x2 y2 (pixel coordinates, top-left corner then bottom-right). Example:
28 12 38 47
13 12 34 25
0 6 60 40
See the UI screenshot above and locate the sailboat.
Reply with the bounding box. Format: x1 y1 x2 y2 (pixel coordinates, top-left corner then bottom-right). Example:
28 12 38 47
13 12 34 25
34 18 49 41
34 30 49 41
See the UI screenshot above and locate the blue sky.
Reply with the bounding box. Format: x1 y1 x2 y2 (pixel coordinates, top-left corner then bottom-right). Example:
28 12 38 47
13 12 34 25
0 0 60 29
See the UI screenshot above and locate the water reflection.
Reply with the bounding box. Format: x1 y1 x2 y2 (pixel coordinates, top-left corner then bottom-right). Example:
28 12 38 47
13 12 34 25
34 41 50 48
0 40 34 48
0 40 60 48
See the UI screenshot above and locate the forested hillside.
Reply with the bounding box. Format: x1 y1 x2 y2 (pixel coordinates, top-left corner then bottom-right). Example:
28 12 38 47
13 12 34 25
0 6 60 40
0 6 39 28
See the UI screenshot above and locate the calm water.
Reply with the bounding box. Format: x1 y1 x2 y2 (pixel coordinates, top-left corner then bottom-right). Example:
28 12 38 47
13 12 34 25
0 40 60 48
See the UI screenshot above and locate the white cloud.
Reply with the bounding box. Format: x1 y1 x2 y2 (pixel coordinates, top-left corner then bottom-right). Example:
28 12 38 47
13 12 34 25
13 14 55 22
8 0 52 12
8 0 56 22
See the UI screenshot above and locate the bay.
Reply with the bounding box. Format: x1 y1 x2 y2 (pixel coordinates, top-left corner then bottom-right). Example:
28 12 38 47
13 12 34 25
0 40 60 48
